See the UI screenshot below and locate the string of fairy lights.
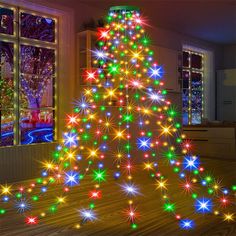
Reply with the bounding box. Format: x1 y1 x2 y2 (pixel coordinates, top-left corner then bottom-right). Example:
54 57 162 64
0 6 235 231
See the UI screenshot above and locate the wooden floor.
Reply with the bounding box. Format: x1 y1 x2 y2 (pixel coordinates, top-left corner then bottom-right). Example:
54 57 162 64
0 157 236 236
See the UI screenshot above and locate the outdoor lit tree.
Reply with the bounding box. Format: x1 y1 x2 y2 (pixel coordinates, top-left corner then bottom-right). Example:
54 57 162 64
0 6 235 231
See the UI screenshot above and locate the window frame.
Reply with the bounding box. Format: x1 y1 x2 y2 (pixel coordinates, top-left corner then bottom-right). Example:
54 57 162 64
182 49 204 125
0 3 58 147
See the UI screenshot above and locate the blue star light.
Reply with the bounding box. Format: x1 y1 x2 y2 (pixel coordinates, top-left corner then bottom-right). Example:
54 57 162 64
179 219 194 230
64 171 80 187
183 155 200 171
79 209 97 222
148 65 164 79
15 199 31 213
137 137 151 151
121 183 140 196
148 91 162 103
63 132 78 147
195 198 213 213
74 97 91 114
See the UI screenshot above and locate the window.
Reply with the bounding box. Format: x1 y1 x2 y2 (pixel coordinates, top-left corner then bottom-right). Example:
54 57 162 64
182 50 204 125
0 4 57 147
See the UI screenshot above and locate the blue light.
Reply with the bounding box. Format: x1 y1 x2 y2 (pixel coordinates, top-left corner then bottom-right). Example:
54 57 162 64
98 163 104 169
137 137 151 151
183 155 200 171
179 219 194 229
121 183 140 196
76 155 82 161
2 196 9 202
42 171 48 177
41 187 47 193
114 172 120 179
79 209 97 222
63 132 78 147
179 173 185 178
148 91 162 103
195 198 213 213
148 65 164 79
74 97 91 114
15 199 31 213
64 171 80 187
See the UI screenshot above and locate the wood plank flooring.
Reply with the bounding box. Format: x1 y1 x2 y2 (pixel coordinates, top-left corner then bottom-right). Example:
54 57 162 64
0 157 235 236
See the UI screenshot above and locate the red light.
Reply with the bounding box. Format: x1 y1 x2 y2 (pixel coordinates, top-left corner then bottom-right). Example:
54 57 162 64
26 216 38 225
89 190 102 199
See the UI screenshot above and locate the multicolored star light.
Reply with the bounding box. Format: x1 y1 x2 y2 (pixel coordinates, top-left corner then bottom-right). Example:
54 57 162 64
0 5 235 232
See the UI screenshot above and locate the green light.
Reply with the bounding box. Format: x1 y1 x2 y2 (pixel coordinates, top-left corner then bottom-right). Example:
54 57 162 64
232 185 236 191
193 170 199 175
37 178 43 184
173 167 179 173
0 209 6 214
205 176 212 183
49 205 57 213
175 123 181 128
100 106 106 111
16 193 22 198
208 189 213 194
74 107 80 113
176 138 182 143
192 193 198 199
90 203 95 209
163 203 175 212
162 90 167 95
79 174 84 180
32 195 39 201
123 114 133 122
125 143 131 151
131 223 138 229
154 80 160 85
64 162 70 168
164 150 176 160
103 135 108 140
82 118 87 123
93 169 106 182
88 160 93 165
147 132 152 137
82 133 90 141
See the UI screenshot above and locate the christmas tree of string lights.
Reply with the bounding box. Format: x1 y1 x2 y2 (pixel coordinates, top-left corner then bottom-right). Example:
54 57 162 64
0 6 235 230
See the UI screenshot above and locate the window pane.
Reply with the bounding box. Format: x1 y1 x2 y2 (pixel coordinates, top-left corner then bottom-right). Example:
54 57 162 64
20 12 55 42
183 51 189 67
191 72 202 90
0 109 14 146
20 45 55 109
191 53 202 69
0 7 14 35
182 70 189 89
20 109 54 144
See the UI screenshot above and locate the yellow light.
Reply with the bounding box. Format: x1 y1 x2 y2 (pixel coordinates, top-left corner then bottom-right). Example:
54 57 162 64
144 162 154 170
223 213 234 222
57 196 66 204
155 179 168 190
1 185 12 195
75 224 81 229
42 161 55 170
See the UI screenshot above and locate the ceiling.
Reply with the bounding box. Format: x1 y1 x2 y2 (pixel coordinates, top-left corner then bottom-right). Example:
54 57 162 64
45 0 236 44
